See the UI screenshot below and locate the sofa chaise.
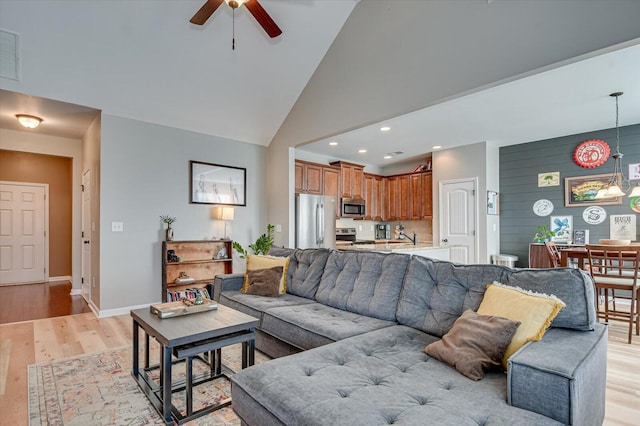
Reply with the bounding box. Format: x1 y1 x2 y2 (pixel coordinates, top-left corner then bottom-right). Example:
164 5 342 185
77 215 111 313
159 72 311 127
213 248 606 425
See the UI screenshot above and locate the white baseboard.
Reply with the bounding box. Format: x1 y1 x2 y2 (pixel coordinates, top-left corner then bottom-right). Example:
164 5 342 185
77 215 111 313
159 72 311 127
70 288 82 296
49 276 72 282
98 303 152 318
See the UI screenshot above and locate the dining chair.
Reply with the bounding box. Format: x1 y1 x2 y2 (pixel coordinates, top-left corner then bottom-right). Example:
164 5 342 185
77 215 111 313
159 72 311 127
586 244 640 344
544 241 562 268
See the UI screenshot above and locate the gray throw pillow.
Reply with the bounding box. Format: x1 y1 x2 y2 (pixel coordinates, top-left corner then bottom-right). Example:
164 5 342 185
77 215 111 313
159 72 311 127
423 309 520 381
243 266 284 298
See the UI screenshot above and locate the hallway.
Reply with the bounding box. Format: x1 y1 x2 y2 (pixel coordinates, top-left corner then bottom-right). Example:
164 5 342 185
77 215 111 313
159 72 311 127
0 281 91 324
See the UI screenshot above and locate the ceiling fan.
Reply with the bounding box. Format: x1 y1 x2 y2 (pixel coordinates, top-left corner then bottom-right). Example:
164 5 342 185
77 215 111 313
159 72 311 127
190 0 282 49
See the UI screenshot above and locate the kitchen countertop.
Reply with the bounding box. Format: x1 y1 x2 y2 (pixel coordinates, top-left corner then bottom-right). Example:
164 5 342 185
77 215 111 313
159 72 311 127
336 241 447 253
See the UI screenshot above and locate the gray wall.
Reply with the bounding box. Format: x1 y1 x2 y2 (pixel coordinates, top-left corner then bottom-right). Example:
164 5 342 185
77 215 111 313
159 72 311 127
98 115 267 311
500 124 640 267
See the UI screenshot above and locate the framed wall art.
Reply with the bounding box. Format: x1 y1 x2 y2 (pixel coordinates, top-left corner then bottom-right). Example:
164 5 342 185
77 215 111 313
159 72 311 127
564 173 622 207
551 215 573 243
538 172 560 187
190 161 246 206
487 191 499 215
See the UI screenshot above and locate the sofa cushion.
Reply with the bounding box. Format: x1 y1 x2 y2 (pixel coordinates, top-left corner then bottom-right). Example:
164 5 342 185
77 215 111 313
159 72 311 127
315 251 410 321
219 291 315 324
503 268 596 330
261 303 396 350
242 266 283 297
477 283 565 367
243 255 290 294
397 256 508 337
423 309 520 381
286 248 332 299
231 325 562 426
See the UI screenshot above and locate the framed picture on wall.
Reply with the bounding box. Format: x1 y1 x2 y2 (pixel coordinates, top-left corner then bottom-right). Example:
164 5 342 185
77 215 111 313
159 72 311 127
487 191 499 215
551 215 573 243
190 161 246 206
564 174 622 207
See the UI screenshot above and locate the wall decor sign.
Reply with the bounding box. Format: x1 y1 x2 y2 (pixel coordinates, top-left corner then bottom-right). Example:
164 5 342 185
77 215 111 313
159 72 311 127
537 172 560 187
551 215 573 243
629 163 640 180
564 173 622 207
582 206 607 225
532 199 554 217
609 214 636 240
190 160 246 206
573 139 610 168
631 197 640 214
487 191 499 215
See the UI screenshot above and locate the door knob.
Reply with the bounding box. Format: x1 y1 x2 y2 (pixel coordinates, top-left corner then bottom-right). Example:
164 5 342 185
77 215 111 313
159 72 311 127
442 239 448 243
84 240 90 244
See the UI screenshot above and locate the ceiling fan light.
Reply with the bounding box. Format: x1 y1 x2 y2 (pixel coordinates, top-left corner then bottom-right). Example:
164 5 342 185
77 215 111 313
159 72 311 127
225 0 248 8
16 114 43 129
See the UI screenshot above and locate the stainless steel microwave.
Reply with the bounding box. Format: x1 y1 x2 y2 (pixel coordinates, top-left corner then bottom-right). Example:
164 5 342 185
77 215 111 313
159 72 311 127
341 198 365 218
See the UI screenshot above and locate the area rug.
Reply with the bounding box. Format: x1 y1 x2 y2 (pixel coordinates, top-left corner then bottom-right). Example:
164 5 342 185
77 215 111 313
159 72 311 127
28 344 269 425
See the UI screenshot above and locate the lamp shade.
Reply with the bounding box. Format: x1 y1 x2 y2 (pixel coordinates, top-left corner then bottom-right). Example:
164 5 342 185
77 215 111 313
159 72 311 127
211 206 234 221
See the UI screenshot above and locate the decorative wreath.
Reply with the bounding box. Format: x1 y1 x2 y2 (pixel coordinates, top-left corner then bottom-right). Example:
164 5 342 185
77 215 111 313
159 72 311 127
573 139 610 168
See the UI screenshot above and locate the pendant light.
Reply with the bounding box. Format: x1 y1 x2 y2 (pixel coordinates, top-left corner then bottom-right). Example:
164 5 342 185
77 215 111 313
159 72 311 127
594 92 639 199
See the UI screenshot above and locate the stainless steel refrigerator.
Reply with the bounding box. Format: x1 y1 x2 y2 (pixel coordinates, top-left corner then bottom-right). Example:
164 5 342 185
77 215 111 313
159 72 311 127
295 194 336 249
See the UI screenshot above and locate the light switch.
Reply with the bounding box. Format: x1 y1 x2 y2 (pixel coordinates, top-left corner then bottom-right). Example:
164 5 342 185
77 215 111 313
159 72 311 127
112 221 124 232
276 224 282 232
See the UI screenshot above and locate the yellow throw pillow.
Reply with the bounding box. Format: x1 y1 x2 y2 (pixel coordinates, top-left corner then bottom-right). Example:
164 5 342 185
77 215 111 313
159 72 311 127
477 282 565 368
242 255 290 294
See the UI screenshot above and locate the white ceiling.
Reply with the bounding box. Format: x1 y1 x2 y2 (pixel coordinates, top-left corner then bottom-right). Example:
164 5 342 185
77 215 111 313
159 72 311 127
0 0 358 144
298 42 640 168
1 0 638 165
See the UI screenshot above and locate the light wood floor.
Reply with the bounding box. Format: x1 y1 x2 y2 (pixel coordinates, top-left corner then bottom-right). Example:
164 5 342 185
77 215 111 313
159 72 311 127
0 313 638 426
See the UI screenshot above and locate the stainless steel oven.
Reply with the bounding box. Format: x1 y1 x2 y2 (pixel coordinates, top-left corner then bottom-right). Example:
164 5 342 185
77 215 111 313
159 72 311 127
340 198 365 218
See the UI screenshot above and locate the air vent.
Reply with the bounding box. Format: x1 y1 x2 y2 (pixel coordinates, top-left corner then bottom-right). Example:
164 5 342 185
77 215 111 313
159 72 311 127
0 29 19 80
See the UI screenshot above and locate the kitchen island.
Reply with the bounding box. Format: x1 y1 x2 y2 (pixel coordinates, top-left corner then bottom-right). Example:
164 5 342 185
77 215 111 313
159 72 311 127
336 241 450 261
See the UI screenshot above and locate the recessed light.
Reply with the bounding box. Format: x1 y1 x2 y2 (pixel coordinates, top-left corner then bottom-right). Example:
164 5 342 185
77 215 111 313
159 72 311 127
329 141 338 146
384 155 392 159
358 149 367 153
380 126 391 132
432 145 442 150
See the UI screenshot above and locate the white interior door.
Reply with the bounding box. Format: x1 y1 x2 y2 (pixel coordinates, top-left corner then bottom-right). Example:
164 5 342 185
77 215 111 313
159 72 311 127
0 182 47 285
440 179 477 264
81 170 92 301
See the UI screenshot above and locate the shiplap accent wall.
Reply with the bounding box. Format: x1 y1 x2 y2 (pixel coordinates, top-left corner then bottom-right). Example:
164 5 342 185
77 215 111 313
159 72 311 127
500 124 640 267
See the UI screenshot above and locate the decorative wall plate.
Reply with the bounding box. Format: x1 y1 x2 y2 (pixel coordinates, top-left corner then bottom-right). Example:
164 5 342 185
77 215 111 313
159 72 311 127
631 197 640 214
573 139 610 168
582 206 607 225
533 199 554 216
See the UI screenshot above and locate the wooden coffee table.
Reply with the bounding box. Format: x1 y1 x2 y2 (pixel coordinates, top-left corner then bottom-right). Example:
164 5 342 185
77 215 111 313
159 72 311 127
130 305 259 425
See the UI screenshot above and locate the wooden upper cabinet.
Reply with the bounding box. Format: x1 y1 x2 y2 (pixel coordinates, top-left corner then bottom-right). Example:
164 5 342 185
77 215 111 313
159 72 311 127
409 174 423 220
331 161 365 199
323 166 341 217
421 172 433 219
398 175 411 220
364 174 374 220
373 175 384 221
384 176 399 221
295 160 323 195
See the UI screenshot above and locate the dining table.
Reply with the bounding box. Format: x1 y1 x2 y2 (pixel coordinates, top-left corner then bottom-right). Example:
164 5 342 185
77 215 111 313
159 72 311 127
560 244 640 269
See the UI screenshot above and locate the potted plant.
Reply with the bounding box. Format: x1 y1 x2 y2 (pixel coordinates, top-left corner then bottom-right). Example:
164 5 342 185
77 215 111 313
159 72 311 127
533 225 555 243
160 215 176 241
233 224 275 258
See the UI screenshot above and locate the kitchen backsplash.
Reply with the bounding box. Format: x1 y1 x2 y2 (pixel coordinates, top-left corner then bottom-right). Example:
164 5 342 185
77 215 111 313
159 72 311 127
336 219 433 243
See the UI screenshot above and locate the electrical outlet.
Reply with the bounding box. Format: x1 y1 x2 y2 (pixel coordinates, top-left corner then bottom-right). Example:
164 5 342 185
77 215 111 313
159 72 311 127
370 225 374 231
92 277 96 288
358 225 362 232
112 221 124 232
276 224 282 232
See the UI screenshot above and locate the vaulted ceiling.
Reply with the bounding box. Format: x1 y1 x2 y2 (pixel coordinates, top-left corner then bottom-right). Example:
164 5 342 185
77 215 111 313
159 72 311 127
1 0 639 167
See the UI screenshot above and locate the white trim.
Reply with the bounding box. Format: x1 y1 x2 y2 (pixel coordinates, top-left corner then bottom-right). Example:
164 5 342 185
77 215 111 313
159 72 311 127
98 303 151 318
49 275 72 282
70 288 82 296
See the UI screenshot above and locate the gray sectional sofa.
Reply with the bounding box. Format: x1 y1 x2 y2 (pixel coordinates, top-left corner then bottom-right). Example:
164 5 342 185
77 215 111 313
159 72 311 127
213 248 607 426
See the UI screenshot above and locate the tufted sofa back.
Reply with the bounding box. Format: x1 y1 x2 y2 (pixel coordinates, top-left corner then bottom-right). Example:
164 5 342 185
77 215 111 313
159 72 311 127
315 251 410 322
268 247 331 299
397 256 597 337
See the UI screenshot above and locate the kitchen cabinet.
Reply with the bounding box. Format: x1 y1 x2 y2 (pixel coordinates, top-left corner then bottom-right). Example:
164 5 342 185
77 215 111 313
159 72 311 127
364 173 384 221
323 166 341 217
398 175 411 220
331 161 364 199
295 160 323 195
409 174 423 220
384 177 399 221
421 172 433 219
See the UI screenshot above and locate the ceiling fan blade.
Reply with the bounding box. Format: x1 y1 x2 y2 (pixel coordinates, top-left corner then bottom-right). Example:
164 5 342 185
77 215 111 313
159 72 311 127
190 0 225 25
244 0 282 38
